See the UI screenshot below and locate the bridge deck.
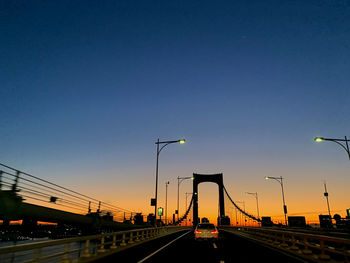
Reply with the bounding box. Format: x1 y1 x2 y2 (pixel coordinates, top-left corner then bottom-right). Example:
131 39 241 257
95 230 304 263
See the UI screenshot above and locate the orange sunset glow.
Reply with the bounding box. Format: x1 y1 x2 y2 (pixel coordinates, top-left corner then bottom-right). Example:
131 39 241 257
1 2 350 263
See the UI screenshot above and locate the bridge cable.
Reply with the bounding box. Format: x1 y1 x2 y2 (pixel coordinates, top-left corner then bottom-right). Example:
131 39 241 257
223 186 261 223
0 163 138 215
173 195 194 225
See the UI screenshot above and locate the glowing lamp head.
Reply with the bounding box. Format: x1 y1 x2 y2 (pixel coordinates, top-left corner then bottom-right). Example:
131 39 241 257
264 176 269 180
314 137 324 142
179 139 186 144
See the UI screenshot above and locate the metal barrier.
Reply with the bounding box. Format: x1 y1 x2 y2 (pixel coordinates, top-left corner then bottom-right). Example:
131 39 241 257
223 226 350 262
0 226 185 263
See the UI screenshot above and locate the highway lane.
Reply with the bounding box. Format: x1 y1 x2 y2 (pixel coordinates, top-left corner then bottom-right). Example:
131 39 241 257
97 229 307 263
95 230 190 263
142 230 305 263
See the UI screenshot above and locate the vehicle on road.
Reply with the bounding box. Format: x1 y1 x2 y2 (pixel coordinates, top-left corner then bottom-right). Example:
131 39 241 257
194 223 219 240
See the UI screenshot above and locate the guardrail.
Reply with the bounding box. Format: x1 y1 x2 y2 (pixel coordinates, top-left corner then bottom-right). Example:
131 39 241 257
223 226 350 262
0 226 186 263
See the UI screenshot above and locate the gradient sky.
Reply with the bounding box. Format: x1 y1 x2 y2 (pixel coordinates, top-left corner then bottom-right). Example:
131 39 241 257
1 0 349 224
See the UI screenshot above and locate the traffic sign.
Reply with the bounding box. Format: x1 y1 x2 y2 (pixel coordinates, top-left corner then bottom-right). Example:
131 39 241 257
150 198 156 206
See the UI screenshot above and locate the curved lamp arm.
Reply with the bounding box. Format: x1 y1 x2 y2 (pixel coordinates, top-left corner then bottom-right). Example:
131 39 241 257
315 136 350 160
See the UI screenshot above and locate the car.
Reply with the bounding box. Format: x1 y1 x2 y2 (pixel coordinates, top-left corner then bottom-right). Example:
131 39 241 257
194 223 219 240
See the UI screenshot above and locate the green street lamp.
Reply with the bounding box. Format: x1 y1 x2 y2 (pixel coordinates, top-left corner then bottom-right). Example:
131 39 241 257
154 139 186 226
314 136 350 160
265 176 288 226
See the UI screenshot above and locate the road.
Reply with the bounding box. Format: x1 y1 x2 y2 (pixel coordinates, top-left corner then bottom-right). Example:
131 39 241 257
97 229 306 263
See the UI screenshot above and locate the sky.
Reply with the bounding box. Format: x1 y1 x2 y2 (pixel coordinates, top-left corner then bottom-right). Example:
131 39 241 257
1 0 350 224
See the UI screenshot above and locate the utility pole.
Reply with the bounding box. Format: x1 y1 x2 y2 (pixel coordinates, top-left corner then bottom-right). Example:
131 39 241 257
324 182 331 217
165 181 169 225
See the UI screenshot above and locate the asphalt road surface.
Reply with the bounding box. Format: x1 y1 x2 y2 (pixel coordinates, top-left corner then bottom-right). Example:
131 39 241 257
97 230 306 263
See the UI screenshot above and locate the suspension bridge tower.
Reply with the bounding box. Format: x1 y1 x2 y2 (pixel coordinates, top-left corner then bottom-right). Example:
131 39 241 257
192 173 229 226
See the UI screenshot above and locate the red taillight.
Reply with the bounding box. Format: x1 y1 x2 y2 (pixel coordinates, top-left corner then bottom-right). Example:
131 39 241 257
194 230 202 234
210 230 218 234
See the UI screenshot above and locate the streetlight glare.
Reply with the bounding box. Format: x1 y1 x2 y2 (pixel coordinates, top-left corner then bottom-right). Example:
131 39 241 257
315 137 324 142
264 176 269 180
179 139 186 144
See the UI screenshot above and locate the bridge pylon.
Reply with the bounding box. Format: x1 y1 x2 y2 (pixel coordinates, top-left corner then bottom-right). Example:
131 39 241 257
192 173 228 227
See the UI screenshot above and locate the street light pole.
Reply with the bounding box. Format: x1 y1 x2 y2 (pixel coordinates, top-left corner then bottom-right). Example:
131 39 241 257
235 207 238 226
165 181 170 225
235 201 246 226
246 192 260 226
323 182 331 218
154 139 160 226
265 176 288 226
154 139 185 226
177 176 193 222
314 136 350 160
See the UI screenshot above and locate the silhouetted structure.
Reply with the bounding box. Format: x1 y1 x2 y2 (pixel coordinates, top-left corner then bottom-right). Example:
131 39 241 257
134 213 144 225
192 173 228 226
261 217 273 227
0 190 145 237
147 213 155 225
218 216 230 226
288 216 306 228
201 217 209 223
319 215 333 228
334 213 350 230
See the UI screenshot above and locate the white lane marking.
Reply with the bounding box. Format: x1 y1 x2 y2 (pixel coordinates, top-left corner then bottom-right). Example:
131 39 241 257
213 242 217 249
137 231 191 263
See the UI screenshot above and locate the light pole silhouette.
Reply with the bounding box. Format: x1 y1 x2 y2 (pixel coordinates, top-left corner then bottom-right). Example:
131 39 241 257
323 182 331 218
265 176 288 226
165 181 170 225
235 200 246 226
177 176 193 222
314 136 350 160
246 192 260 226
154 139 185 226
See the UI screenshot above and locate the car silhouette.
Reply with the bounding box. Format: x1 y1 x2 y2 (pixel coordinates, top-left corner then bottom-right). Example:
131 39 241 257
194 223 219 240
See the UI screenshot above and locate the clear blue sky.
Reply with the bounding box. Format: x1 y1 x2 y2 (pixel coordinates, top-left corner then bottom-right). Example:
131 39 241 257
1 0 349 218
